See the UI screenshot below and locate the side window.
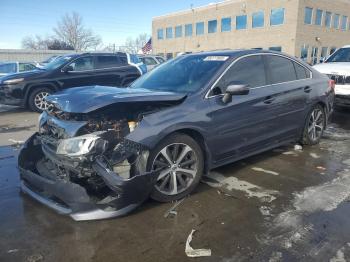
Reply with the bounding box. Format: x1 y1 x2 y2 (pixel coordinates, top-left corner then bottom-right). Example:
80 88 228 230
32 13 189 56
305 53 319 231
95 55 126 69
19 63 36 72
214 55 266 95
69 57 94 71
156 57 165 63
267 55 297 84
144 57 158 65
293 62 311 80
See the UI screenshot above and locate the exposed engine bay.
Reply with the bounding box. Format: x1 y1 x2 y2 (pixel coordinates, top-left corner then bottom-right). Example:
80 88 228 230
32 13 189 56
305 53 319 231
18 100 180 221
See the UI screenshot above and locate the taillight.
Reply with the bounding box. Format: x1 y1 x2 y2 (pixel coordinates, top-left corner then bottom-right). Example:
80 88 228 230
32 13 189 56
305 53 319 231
328 79 335 90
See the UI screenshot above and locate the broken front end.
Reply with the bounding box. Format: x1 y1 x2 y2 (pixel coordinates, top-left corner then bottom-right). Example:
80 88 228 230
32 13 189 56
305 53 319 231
18 109 156 221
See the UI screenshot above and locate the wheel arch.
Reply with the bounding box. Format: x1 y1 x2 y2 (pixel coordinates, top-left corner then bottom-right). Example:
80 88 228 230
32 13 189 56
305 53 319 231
24 82 59 107
161 128 212 175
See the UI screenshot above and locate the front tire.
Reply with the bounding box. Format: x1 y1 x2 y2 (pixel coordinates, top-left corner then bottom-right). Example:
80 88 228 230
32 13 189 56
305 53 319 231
148 133 204 202
28 87 52 112
301 104 326 145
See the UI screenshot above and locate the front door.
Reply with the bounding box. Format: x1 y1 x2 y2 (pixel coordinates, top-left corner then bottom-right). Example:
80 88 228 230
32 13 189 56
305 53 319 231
206 55 281 165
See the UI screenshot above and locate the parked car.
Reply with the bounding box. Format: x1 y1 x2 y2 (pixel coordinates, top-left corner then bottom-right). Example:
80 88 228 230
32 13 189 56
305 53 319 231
127 54 147 75
138 55 166 71
313 45 350 107
18 50 334 221
0 62 38 76
0 52 143 112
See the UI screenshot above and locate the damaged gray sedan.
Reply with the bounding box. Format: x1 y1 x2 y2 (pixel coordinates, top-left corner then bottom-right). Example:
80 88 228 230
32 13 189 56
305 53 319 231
18 50 334 221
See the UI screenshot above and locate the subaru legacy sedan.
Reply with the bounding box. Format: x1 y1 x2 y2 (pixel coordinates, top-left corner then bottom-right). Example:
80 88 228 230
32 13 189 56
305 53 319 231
18 50 334 221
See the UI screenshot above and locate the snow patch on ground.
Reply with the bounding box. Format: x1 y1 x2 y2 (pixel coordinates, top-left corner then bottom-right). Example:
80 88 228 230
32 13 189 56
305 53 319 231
204 172 278 202
329 244 350 262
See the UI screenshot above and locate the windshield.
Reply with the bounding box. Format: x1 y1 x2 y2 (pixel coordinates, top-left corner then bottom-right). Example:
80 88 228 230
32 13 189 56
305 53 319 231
326 48 350 63
42 56 73 70
42 56 59 63
130 55 228 93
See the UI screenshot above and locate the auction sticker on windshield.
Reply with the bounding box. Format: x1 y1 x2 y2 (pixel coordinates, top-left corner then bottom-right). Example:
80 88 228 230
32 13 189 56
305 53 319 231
203 56 229 61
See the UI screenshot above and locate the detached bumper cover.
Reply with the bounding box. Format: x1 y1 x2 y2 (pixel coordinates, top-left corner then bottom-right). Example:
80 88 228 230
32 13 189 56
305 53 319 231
18 133 156 221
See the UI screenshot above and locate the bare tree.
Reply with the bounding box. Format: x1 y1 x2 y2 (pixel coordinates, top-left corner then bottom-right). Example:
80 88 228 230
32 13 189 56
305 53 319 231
53 12 102 51
119 33 150 54
22 35 48 50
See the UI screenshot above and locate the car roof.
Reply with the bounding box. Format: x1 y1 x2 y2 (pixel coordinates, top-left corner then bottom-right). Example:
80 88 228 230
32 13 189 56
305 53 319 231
342 45 350 48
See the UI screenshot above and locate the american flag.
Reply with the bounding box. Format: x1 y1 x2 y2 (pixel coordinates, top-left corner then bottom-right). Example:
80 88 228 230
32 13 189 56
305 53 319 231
142 38 152 54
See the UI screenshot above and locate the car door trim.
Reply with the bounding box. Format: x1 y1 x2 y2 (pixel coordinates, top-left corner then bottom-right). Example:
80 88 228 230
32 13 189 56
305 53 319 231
205 53 313 99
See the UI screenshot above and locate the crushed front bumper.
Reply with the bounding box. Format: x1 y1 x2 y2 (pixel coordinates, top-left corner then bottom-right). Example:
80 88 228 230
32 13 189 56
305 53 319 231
18 133 156 221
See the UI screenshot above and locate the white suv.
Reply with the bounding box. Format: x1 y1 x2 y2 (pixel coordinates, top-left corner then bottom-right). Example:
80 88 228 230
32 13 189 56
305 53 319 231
313 46 350 107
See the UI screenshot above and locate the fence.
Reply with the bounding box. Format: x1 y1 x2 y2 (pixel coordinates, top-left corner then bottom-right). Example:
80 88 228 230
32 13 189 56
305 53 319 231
0 49 78 63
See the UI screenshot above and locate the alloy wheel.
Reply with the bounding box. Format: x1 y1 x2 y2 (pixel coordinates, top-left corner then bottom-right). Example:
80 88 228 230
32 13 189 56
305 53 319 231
34 91 50 111
152 143 198 196
308 108 325 142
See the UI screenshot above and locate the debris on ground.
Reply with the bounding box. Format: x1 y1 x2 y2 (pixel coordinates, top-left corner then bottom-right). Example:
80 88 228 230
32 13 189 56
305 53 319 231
309 153 321 159
164 198 186 218
316 166 327 171
8 138 24 146
185 229 212 257
252 167 279 176
7 249 19 253
269 251 283 262
282 151 298 156
259 206 272 216
26 254 43 262
294 145 303 151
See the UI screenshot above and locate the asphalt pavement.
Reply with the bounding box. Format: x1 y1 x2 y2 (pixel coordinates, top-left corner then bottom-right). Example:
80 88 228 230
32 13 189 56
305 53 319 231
0 105 350 262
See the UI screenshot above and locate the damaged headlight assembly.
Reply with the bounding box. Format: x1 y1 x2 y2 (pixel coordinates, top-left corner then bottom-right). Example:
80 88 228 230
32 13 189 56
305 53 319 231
56 133 104 157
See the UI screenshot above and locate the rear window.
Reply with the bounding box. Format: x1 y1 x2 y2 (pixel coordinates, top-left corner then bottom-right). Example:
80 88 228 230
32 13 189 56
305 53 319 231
293 62 310 80
96 55 127 69
267 55 297 84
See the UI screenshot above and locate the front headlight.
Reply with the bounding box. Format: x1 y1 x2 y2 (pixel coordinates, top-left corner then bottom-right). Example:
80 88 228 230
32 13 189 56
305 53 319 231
56 134 101 157
3 78 24 84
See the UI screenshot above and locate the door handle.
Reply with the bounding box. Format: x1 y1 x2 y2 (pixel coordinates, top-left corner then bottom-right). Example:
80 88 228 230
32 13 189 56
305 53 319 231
264 96 275 104
304 86 312 93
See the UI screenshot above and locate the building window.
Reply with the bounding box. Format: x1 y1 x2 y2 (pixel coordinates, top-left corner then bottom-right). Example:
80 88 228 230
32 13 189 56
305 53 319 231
157 29 164 40
185 24 193 37
325 11 332 28
333 14 340 29
166 27 173 39
236 15 247 30
315 9 323 25
175 26 182 38
208 20 217 33
304 7 313 24
252 11 264 28
341 16 348 30
270 8 285 26
221 17 231 32
196 22 204 35
321 47 328 61
301 45 309 61
269 46 282 52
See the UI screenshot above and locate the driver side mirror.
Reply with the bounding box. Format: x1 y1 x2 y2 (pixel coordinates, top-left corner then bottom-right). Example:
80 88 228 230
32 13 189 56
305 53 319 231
222 83 250 104
62 65 74 73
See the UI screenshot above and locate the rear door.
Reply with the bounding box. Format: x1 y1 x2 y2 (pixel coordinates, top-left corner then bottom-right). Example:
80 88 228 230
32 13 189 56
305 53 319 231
207 54 281 165
264 54 311 139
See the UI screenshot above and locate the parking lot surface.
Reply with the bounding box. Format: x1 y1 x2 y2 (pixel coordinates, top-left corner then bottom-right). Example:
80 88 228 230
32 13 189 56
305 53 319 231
0 105 350 262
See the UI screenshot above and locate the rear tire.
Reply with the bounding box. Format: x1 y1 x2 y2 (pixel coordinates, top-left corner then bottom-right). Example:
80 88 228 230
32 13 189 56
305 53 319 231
301 104 326 145
28 87 52 112
147 133 204 202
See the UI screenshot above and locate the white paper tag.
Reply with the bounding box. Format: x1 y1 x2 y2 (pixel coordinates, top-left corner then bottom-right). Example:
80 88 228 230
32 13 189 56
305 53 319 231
203 56 229 61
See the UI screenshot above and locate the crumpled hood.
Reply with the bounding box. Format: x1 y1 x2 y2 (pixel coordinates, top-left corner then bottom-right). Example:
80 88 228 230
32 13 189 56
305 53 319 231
46 85 186 113
313 62 350 75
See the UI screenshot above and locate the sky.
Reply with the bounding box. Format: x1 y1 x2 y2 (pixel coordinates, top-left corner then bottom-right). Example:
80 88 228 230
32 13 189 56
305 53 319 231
0 0 219 49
